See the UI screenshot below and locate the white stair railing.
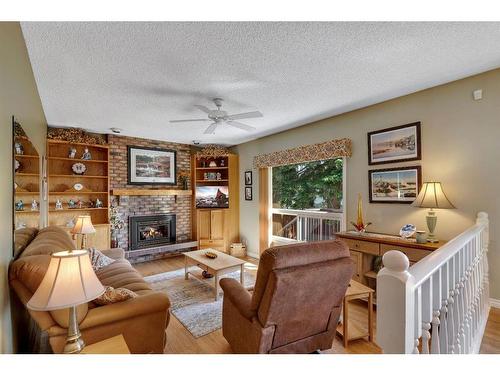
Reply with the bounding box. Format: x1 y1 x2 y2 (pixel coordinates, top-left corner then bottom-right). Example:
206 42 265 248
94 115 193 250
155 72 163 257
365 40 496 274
377 212 490 354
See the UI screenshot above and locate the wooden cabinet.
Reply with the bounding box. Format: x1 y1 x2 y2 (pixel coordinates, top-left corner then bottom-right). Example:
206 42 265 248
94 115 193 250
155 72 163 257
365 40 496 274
192 154 239 253
350 250 363 282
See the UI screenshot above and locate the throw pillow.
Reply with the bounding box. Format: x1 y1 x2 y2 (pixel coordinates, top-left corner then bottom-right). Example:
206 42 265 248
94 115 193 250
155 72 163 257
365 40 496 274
88 247 115 271
93 286 138 306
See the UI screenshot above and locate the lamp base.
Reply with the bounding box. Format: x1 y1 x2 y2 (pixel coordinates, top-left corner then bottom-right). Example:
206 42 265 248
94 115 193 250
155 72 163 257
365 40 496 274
426 209 439 243
63 305 85 354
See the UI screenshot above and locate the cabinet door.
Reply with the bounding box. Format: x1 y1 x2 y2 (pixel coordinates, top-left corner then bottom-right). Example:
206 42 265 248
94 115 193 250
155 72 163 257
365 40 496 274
198 210 211 241
350 250 363 282
210 210 225 240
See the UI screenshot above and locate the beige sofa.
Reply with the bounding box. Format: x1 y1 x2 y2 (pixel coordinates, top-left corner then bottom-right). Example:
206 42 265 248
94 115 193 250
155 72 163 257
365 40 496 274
9 226 170 354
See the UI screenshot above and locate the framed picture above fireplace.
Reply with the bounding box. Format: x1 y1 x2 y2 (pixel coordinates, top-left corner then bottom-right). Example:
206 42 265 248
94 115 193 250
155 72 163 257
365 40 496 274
128 146 177 185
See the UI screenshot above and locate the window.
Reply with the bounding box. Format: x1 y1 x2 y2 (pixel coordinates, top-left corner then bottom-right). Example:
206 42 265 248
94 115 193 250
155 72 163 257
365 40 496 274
271 158 345 243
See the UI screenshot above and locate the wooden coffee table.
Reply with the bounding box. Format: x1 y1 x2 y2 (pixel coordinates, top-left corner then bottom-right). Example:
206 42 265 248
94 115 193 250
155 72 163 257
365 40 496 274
184 249 246 301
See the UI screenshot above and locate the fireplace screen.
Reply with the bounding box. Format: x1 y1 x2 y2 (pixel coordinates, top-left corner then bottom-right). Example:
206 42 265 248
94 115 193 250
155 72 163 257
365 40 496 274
129 214 176 250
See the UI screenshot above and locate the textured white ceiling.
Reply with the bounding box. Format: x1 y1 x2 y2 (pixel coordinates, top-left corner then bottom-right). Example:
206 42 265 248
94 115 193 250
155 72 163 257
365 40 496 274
21 22 500 146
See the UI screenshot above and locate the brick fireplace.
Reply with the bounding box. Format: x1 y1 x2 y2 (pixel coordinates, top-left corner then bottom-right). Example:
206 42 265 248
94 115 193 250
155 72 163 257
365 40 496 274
109 135 195 262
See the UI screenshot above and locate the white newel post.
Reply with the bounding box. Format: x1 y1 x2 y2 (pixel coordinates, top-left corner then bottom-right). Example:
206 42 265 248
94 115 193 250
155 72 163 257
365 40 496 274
377 250 415 353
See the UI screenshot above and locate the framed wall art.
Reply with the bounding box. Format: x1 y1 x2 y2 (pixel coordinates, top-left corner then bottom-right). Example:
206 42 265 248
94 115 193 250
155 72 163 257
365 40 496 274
245 186 253 201
127 146 177 185
367 122 421 165
244 170 253 185
368 166 422 204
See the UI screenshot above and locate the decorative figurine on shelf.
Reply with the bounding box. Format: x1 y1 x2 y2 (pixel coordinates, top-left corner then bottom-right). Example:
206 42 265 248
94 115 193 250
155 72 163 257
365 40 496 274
15 200 24 211
95 198 103 208
77 199 83 209
209 160 217 167
81 147 92 160
68 147 77 158
15 159 21 172
200 159 207 168
31 199 38 211
68 199 77 209
216 172 222 181
220 159 225 167
88 200 95 208
55 199 63 210
350 193 372 233
16 221 27 229
14 142 24 155
204 172 208 181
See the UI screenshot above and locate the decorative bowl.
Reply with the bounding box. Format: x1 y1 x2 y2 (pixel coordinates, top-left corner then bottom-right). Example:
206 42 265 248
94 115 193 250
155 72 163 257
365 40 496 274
205 251 218 259
72 162 87 175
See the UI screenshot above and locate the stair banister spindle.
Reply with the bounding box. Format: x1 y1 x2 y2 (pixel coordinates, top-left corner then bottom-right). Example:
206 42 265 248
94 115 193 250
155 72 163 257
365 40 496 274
414 286 422 354
431 269 441 354
439 261 449 353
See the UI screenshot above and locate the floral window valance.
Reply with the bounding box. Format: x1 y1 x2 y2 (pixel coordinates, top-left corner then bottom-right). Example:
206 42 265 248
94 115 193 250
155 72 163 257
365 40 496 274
253 138 352 169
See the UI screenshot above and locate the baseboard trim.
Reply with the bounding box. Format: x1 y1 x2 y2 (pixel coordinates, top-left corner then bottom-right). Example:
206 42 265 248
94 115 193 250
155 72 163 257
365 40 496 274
490 298 500 308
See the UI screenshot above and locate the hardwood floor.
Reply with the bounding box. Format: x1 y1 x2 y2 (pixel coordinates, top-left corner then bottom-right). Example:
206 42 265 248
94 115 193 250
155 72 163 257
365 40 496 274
134 255 499 354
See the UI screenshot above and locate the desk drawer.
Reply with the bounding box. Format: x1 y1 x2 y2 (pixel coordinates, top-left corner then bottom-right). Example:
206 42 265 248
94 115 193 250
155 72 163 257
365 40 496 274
342 238 380 256
380 244 432 263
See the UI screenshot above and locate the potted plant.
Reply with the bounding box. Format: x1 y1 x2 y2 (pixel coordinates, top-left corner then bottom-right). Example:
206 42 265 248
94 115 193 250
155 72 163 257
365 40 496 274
178 169 190 190
109 205 124 248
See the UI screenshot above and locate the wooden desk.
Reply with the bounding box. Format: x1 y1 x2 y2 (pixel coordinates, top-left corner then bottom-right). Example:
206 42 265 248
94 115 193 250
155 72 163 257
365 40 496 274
336 280 374 347
336 231 444 290
81 334 131 354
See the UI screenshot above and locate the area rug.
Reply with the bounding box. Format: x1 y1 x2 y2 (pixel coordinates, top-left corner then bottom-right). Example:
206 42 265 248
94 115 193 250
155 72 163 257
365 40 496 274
144 266 256 338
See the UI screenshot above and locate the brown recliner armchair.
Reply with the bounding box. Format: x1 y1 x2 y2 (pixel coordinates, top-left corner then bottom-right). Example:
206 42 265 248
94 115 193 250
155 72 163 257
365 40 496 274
219 240 353 354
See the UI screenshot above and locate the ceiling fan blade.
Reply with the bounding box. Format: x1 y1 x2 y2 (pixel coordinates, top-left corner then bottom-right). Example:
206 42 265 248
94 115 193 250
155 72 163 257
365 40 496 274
194 105 212 114
203 123 218 134
169 119 210 123
228 111 263 120
227 120 256 132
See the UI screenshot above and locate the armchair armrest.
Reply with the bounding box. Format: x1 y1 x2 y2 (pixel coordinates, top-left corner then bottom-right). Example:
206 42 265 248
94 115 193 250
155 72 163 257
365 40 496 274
220 278 254 320
100 248 125 260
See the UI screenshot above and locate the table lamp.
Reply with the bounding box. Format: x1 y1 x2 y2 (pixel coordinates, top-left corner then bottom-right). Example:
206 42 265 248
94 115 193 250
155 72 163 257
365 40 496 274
71 215 96 249
411 182 455 242
27 249 105 353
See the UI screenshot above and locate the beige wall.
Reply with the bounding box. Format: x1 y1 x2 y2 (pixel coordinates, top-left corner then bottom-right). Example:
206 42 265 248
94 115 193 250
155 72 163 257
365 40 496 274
235 68 500 299
0 22 47 353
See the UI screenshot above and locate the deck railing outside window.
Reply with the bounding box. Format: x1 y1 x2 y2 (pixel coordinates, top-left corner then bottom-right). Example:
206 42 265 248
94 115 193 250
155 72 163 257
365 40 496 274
272 208 344 243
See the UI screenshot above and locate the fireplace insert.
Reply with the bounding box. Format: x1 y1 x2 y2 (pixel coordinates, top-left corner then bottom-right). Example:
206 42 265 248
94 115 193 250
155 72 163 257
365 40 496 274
129 214 176 250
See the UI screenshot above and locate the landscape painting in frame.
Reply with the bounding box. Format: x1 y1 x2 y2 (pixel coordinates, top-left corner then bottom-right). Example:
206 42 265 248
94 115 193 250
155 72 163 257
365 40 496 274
128 146 177 185
368 122 421 165
369 166 421 204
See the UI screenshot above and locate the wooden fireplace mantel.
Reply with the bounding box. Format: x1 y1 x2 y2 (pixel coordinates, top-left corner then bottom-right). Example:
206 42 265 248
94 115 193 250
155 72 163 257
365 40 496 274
111 189 193 196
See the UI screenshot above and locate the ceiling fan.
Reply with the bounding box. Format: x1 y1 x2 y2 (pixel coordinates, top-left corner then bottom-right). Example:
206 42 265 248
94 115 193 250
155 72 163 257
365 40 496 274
170 98 263 134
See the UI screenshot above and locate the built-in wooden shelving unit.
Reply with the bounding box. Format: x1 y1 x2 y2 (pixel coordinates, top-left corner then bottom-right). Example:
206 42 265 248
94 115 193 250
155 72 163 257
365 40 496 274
14 135 40 229
47 139 110 249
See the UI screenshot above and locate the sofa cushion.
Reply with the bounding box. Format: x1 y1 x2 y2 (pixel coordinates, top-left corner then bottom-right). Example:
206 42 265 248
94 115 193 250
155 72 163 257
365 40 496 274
93 286 138 306
14 227 39 259
21 226 76 258
9 254 51 294
88 247 115 271
95 259 152 294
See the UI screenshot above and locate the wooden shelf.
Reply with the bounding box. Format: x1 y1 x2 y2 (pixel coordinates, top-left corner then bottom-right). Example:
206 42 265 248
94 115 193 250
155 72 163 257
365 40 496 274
196 167 229 170
49 174 108 179
48 156 108 163
14 154 39 159
364 271 378 279
15 191 40 195
49 207 108 212
15 173 39 177
48 139 109 149
196 179 229 183
50 191 108 195
15 210 40 214
112 189 192 196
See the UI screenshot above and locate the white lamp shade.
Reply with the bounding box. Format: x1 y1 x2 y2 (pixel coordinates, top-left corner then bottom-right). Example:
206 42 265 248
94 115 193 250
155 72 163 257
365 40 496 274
27 250 105 311
411 182 455 209
71 215 96 235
